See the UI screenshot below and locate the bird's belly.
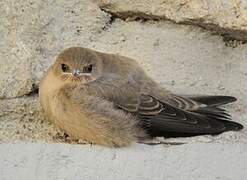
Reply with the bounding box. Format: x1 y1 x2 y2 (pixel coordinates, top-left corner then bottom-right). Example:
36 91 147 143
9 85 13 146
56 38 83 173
42 90 103 142
39 75 96 141
39 73 140 146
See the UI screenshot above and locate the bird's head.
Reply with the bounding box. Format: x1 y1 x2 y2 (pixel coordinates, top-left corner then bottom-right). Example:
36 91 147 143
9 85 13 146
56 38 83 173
52 47 104 84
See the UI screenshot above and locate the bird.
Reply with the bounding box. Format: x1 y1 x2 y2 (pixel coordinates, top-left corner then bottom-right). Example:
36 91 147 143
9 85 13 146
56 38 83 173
39 47 243 147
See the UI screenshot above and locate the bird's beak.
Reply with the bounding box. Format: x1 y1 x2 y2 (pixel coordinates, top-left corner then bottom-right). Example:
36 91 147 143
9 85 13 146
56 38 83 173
72 69 81 77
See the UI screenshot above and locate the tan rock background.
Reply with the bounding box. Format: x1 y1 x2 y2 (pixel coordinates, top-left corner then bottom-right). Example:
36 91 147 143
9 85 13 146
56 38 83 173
97 0 247 41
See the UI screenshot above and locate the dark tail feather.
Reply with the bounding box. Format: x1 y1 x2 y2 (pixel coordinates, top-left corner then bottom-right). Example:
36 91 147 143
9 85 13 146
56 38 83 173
219 120 244 131
193 107 231 120
188 95 237 106
148 119 243 138
192 106 243 132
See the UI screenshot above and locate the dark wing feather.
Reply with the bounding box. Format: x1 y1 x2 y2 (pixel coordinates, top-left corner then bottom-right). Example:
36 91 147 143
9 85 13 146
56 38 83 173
115 94 243 138
160 95 237 111
184 95 237 106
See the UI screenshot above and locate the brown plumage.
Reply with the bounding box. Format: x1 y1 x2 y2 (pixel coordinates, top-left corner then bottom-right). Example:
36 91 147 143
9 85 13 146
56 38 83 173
39 47 243 147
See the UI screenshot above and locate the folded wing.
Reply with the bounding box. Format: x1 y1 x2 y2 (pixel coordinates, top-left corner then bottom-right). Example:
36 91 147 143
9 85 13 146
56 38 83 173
116 94 243 137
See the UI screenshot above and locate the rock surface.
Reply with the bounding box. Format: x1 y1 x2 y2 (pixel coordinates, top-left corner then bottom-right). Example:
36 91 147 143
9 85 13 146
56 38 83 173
97 0 247 41
0 96 57 143
0 0 110 98
1 143 247 180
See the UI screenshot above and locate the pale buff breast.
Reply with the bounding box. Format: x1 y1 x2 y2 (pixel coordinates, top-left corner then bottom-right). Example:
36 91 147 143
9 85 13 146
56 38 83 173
39 69 63 121
39 69 78 127
39 70 117 145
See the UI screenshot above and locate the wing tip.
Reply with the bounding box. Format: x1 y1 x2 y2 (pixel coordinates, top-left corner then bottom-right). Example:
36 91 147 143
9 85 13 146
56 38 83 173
224 96 237 103
189 95 237 106
223 120 244 131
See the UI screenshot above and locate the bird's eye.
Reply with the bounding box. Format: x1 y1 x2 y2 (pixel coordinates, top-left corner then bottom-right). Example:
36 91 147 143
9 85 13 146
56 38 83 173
83 65 93 73
61 64 70 72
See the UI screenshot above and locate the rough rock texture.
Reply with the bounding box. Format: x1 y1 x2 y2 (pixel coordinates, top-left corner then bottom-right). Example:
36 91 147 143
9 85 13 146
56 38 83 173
0 0 110 98
97 0 247 41
0 0 247 179
0 96 56 143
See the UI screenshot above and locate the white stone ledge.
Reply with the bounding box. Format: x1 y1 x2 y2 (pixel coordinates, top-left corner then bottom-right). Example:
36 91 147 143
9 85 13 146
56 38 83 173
0 143 246 180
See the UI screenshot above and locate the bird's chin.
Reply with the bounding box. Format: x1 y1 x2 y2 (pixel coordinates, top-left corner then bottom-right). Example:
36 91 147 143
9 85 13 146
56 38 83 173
72 75 97 84
59 74 97 85
79 75 97 84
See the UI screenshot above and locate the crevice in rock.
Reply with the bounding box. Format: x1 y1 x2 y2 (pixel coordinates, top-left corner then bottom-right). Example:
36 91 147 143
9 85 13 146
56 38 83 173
222 34 247 48
100 8 117 31
0 84 39 100
183 19 247 47
26 83 39 97
100 8 247 47
101 9 162 22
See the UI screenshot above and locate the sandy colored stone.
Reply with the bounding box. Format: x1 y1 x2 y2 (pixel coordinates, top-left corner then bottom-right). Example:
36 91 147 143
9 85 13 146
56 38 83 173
97 0 247 41
0 0 110 98
0 96 55 143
